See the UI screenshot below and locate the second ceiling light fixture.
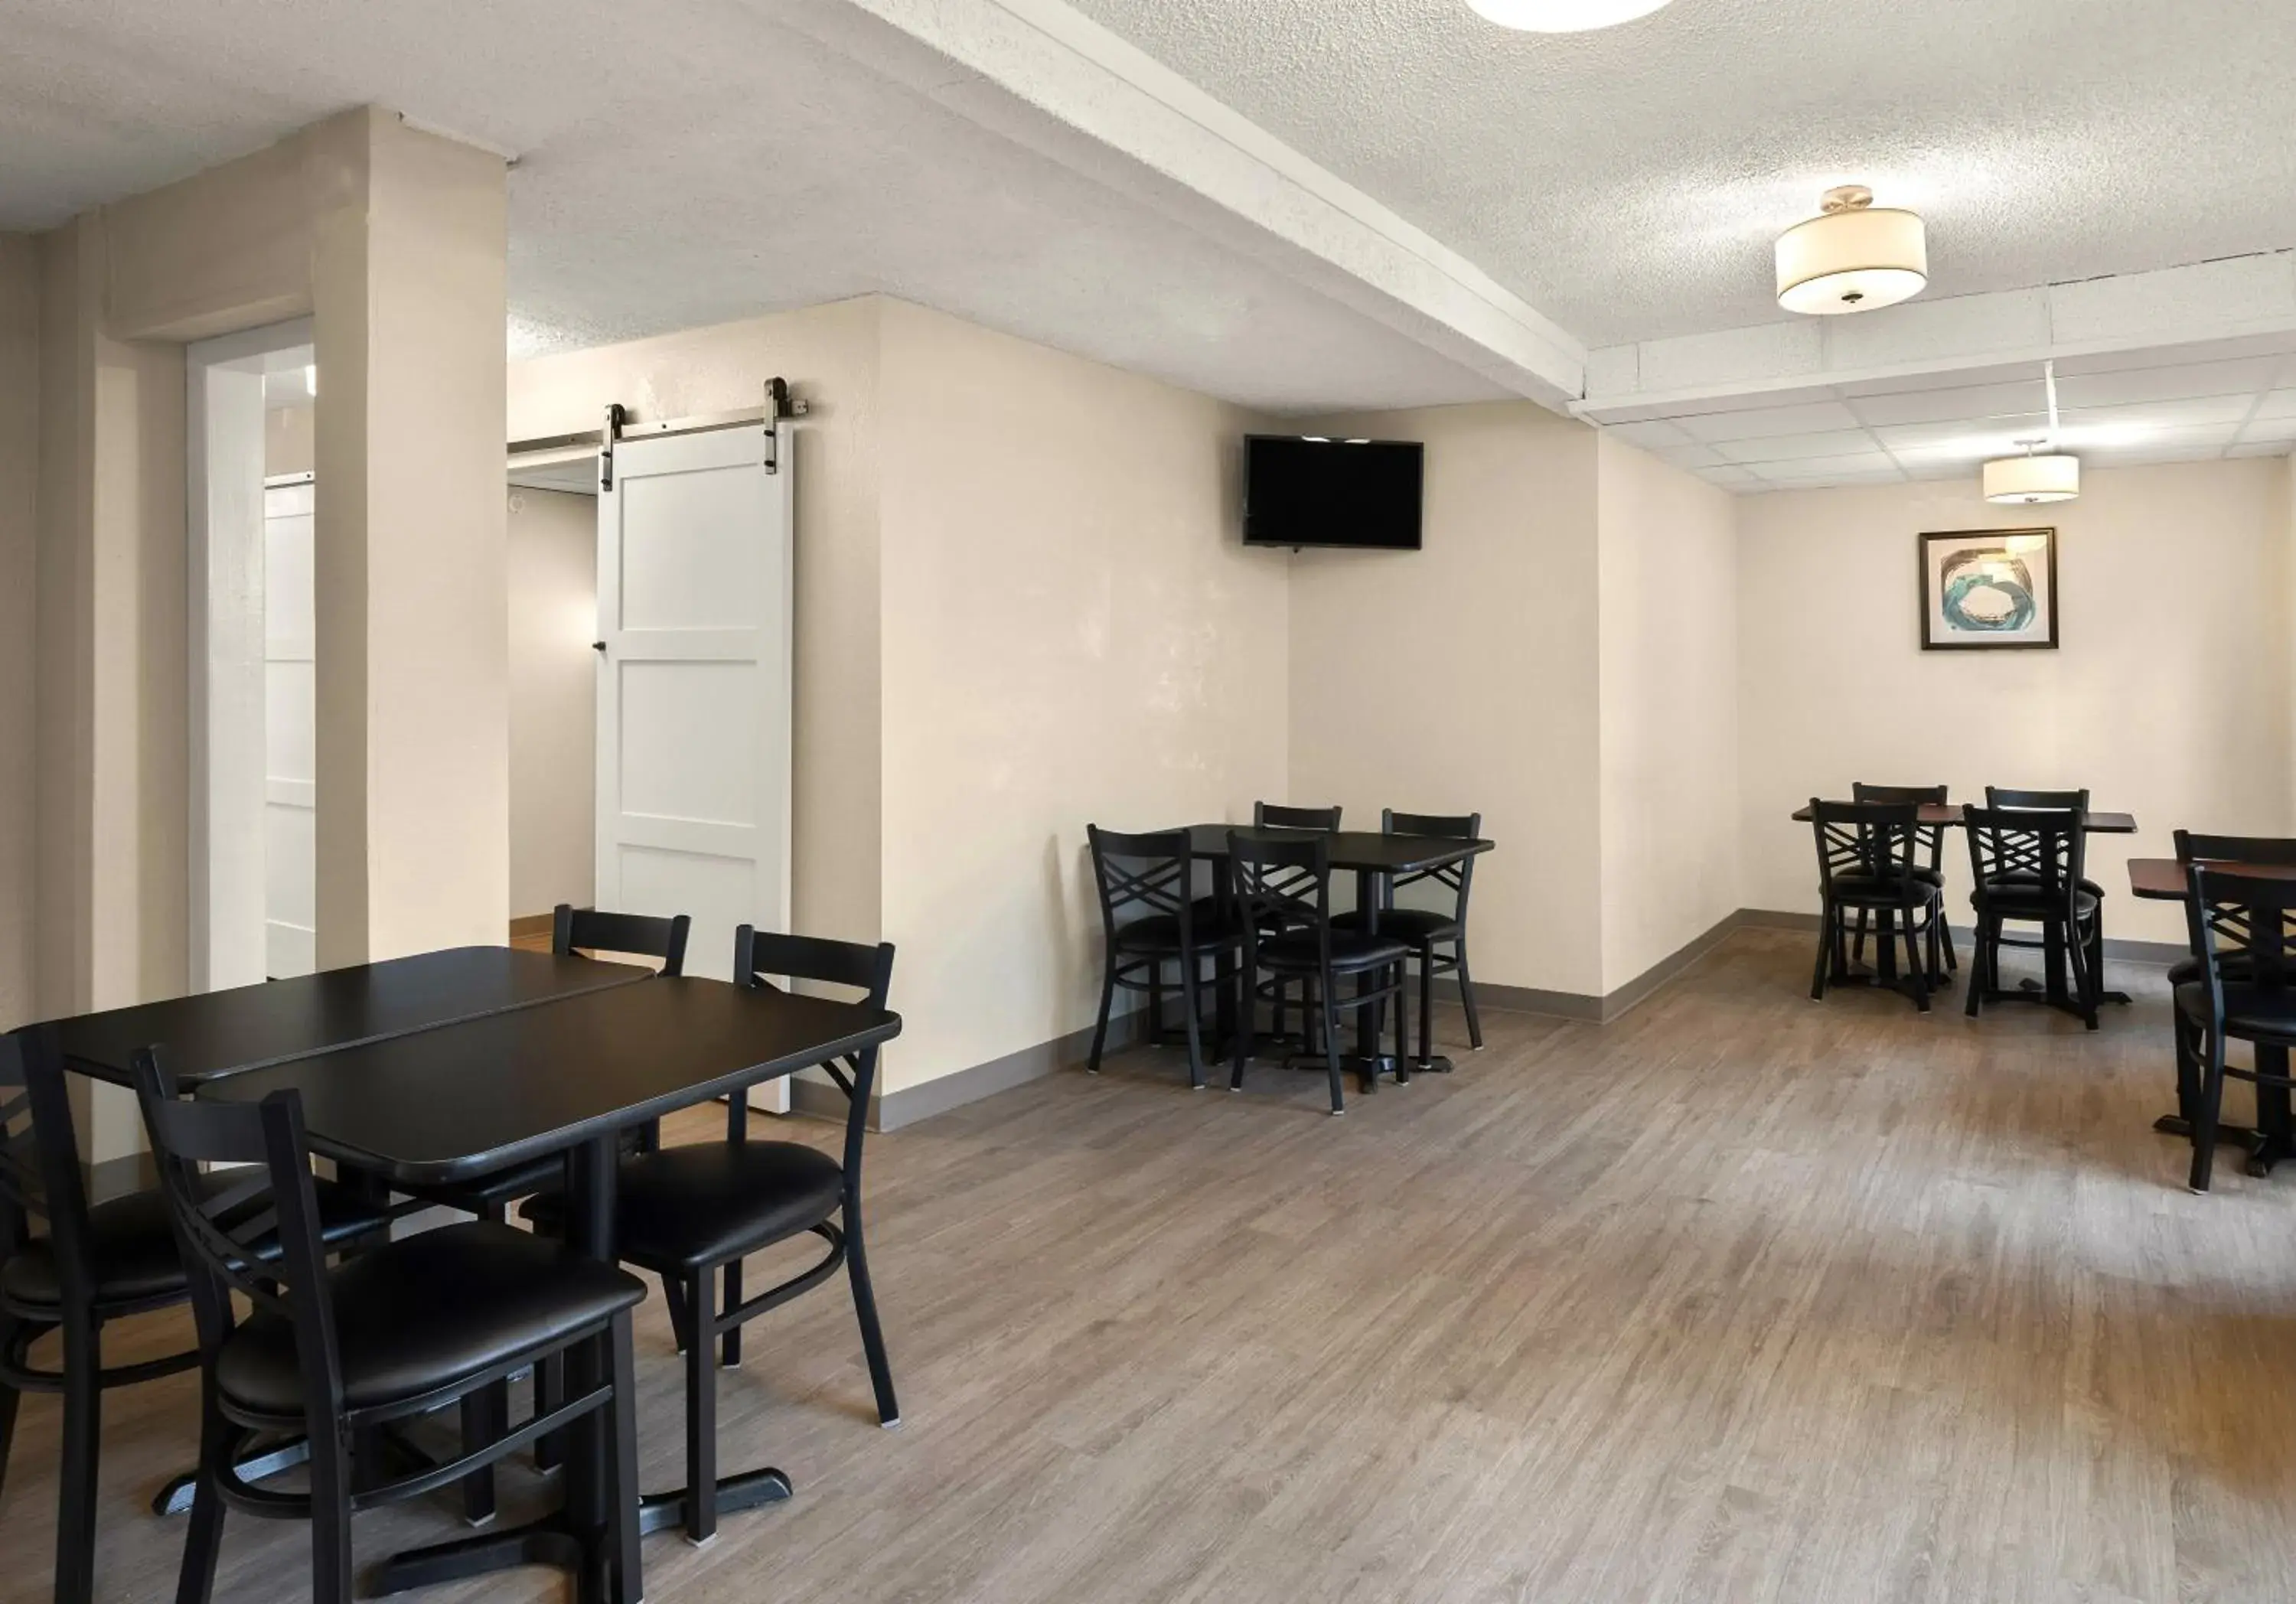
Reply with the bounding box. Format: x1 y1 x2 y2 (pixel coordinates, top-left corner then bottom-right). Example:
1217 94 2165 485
1466 0 1674 31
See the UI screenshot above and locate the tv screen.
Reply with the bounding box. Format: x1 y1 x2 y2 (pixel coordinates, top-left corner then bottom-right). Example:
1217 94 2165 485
1243 435 1424 550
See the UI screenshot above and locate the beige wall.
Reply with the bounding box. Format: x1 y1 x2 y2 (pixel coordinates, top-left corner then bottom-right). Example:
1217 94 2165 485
508 295 887 954
1737 457 2295 945
508 487 597 917
0 236 34 1029
1597 434 1740 989
874 298 1287 1092
1289 403 1606 997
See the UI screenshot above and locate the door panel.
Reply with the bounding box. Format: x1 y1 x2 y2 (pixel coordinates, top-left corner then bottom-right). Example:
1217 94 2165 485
263 478 317 979
596 423 793 1110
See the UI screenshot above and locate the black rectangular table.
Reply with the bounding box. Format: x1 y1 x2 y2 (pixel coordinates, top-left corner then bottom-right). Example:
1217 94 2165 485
197 975 902 1598
51 946 651 1088
1172 824 1495 1077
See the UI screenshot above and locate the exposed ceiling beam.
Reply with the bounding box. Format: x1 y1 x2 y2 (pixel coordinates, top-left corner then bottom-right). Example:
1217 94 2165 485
1577 252 2296 422
769 0 1587 410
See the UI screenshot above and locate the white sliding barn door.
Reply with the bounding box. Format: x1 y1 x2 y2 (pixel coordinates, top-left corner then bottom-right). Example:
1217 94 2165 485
263 478 318 978
596 423 794 1110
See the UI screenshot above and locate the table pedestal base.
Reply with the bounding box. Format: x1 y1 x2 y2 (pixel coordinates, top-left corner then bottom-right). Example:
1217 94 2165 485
2153 1113 2287 1178
370 1514 605 1600
638 1466 794 1539
153 1436 312 1517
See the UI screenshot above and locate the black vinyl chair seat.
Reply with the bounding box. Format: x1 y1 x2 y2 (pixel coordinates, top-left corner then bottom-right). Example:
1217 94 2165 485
1825 872 1936 907
525 1141 843 1273
1257 931 1411 974
1 1172 386 1315
1991 868 2106 898
2174 982 2296 1042
1330 907 1462 944
1114 909 1248 953
212 1220 643 1416
1974 881 2101 921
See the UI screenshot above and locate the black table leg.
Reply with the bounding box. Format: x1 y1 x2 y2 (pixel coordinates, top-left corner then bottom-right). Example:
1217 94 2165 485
371 1133 637 1604
152 1436 313 1517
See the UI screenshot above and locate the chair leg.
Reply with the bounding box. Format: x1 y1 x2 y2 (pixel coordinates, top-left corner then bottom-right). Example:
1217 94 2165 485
2173 1008 2200 1125
174 1394 230 1604
1147 967 1164 1047
683 1275 719 1545
1179 947 1207 1091
1964 918 1988 1018
2190 1028 2229 1193
1906 905 1930 1013
1455 942 1483 1049
1086 954 1117 1074
845 1201 902 1426
1939 915 1958 973
721 1260 743 1368
55 1312 102 1604
1230 969 1252 1092
1851 906 1870 966
1811 901 1833 1001
1418 949 1433 1064
0 1326 18 1506
605 1313 644 1604
665 1272 694 1356
308 1423 357 1604
460 1388 500 1524
1391 963 1409 1081
534 1355 566 1471
1319 975 1345 1116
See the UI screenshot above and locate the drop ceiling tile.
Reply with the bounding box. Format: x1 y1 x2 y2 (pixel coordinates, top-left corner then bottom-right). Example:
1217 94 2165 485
1675 401 1864 442
1750 454 1906 484
2239 415 2296 443
2251 388 2296 419
1873 415 2049 454
2058 395 2258 429
1715 429 1884 465
1693 465 1764 489
1655 442 1728 469
2051 357 2282 409
2227 440 2295 458
1844 383 2056 428
1603 419 1694 449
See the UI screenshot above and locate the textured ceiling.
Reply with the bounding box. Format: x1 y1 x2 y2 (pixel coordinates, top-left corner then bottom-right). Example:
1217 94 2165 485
0 0 1508 412
1606 347 2296 494
1062 0 2296 347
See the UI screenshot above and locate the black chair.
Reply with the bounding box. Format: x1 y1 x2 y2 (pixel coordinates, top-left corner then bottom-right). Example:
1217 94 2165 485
1987 787 2108 901
1965 804 2101 1028
1228 831 1408 1114
2173 863 2296 1192
1334 810 1483 1062
396 904 685 1514
132 1048 645 1604
527 928 899 1546
0 1028 388 1604
2167 832 2296 1136
1850 784 1957 977
1085 827 1243 1090
1807 800 1945 1012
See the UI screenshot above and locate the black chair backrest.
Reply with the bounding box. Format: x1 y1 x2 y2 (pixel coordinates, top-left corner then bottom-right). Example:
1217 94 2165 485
1231 830 1332 970
2183 864 2296 1006
732 927 895 1173
1382 809 1480 919
1988 786 2089 812
1808 800 1921 898
2171 831 2296 959
1852 783 1948 873
3 1028 98 1305
1084 827 1197 947
130 1048 341 1414
1965 804 2087 911
553 904 690 976
1253 802 1341 833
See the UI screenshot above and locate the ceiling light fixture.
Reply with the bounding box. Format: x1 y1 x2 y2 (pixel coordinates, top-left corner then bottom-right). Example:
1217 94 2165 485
1465 0 1674 32
1982 362 2080 504
1775 185 1928 315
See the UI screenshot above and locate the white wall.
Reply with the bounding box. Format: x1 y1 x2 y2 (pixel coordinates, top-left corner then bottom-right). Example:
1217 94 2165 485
1597 434 1740 988
1289 403 1605 998
1737 457 2294 945
507 486 597 917
875 299 1287 1092
0 236 35 1029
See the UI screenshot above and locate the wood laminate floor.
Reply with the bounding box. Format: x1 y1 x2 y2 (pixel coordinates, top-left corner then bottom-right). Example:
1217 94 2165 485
8 928 2296 1602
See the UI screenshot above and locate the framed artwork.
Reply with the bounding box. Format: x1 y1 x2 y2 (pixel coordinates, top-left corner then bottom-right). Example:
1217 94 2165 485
1919 527 2057 650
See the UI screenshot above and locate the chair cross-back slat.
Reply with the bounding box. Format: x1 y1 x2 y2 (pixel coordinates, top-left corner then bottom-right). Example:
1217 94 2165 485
1853 784 1949 872
1810 800 1920 888
1967 805 2086 899
1253 802 1341 833
1384 810 1479 898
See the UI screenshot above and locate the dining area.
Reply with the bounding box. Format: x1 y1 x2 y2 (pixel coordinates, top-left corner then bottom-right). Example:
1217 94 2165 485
0 915 901 1604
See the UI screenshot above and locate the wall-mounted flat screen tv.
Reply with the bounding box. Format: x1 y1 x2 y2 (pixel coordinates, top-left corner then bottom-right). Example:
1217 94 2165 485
1243 435 1424 551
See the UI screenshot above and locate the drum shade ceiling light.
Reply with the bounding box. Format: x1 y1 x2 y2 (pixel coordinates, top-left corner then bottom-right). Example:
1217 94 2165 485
1984 362 2080 504
1466 0 1674 31
1775 185 1928 315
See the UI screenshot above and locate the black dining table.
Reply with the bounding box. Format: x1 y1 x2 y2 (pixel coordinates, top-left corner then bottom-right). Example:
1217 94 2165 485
33 948 900 1602
1172 823 1495 1077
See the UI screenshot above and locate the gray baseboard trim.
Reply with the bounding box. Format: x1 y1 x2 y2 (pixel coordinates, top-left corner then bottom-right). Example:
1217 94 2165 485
1737 908 2187 967
792 1007 1148 1133
1439 908 1754 1025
